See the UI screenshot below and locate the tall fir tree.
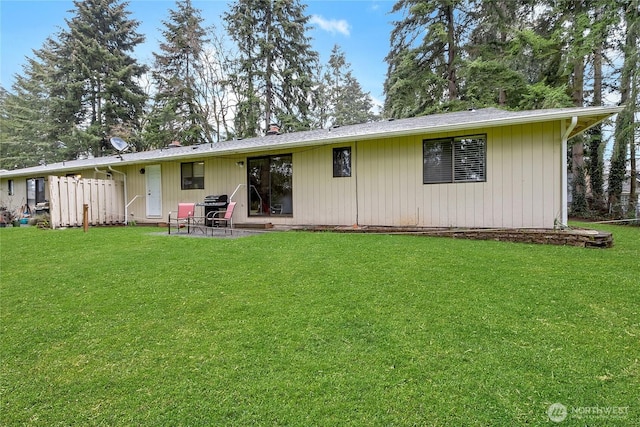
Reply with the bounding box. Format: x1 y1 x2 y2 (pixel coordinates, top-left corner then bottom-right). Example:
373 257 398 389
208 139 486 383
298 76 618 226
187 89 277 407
62 0 147 157
224 0 319 137
0 37 76 168
0 86 44 170
490 2 572 110
334 72 376 126
608 0 639 218
559 0 590 216
464 0 530 108
627 0 639 217
384 0 470 117
316 45 376 128
585 1 618 213
148 0 210 147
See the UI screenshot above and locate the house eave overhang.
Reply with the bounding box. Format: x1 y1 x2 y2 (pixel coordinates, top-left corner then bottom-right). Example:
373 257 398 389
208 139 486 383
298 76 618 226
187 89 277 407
356 106 624 141
199 106 625 154
0 106 623 179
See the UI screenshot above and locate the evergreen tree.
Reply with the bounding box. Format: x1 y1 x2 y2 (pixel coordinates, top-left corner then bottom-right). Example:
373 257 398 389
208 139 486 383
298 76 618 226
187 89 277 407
384 0 470 117
309 63 330 130
334 72 376 126
0 81 44 169
0 87 35 170
505 8 572 110
562 0 590 216
224 0 319 137
482 2 571 111
464 0 530 108
585 1 618 213
0 37 75 169
0 82 53 169
627 1 639 217
62 0 147 157
316 45 376 128
550 0 618 216
586 125 606 213
608 0 639 218
148 0 210 147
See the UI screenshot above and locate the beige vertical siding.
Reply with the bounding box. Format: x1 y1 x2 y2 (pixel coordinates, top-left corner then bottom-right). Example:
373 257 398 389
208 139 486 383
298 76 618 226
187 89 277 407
0 121 564 229
76 161 249 225
113 156 248 224
348 122 562 229
120 164 147 223
294 145 357 226
0 178 27 214
356 136 422 226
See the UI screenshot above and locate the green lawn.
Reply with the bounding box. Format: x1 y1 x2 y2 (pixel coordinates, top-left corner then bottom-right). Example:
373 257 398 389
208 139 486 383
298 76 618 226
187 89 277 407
1 224 638 425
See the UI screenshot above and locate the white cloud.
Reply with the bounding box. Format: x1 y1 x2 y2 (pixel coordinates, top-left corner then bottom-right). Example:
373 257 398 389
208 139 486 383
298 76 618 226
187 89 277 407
370 95 384 115
310 15 350 37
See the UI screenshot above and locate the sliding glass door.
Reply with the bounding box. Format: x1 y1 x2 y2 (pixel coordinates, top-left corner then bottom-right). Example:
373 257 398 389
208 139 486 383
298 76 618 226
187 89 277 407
248 154 292 216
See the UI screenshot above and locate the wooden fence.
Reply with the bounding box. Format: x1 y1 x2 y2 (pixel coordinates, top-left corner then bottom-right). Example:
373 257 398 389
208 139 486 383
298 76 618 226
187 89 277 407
48 176 125 229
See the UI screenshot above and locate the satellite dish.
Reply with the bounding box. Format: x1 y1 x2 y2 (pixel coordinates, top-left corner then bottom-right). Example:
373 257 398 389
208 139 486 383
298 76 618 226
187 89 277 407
110 137 129 152
110 137 129 160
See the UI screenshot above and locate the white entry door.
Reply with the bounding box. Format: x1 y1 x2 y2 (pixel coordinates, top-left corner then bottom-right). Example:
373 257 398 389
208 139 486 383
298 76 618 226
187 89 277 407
146 164 162 218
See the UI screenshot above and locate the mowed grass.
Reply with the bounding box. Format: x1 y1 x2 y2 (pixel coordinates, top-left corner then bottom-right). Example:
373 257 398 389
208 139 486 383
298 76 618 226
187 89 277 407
0 224 638 425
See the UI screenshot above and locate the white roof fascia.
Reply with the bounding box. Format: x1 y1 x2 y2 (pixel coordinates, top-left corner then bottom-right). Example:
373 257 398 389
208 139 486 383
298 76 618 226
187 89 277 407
0 106 623 178
349 106 625 141
206 106 625 153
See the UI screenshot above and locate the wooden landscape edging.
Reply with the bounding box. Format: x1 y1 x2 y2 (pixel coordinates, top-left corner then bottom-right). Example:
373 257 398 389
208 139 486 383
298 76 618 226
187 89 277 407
302 226 614 248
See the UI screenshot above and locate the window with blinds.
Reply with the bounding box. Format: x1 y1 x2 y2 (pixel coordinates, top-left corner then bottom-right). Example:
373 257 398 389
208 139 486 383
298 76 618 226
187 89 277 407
423 135 486 184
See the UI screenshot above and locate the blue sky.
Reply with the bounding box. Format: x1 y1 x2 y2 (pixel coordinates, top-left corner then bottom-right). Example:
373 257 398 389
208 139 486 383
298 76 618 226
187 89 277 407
0 0 397 107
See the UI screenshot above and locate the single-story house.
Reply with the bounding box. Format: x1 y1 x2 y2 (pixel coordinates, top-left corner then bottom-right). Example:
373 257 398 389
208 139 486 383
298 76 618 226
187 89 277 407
0 106 622 229
620 177 640 217
602 173 640 218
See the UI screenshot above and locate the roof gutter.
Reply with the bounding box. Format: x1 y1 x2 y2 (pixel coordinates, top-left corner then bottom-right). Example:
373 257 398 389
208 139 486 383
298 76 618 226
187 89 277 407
561 116 578 228
0 106 623 179
216 107 626 156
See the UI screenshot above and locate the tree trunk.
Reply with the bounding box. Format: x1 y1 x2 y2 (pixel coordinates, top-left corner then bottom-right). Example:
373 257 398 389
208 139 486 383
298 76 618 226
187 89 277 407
608 0 635 217
628 0 639 217
588 25 605 212
570 56 587 215
630 133 638 216
264 4 274 131
446 4 458 100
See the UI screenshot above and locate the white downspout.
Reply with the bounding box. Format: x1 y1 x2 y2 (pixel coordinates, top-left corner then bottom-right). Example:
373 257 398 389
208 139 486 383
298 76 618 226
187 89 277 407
108 166 128 225
561 116 578 228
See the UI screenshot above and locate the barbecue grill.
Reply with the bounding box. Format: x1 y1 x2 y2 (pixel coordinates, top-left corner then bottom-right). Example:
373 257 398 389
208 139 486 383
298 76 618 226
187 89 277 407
203 195 228 226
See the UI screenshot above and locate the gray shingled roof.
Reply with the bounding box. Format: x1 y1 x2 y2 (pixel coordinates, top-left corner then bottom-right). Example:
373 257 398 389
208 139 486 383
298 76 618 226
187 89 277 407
0 106 622 178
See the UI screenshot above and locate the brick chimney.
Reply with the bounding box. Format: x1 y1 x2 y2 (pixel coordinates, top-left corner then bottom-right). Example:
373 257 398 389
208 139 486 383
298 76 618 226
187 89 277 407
266 123 280 135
